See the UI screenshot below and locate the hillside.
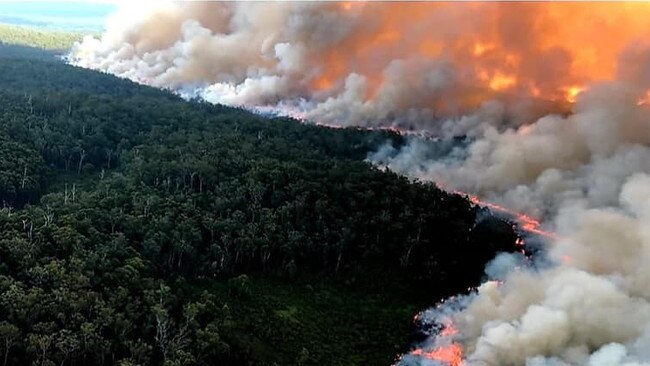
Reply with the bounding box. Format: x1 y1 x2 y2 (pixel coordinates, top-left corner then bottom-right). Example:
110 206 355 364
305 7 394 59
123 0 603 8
0 44 520 365
0 23 84 50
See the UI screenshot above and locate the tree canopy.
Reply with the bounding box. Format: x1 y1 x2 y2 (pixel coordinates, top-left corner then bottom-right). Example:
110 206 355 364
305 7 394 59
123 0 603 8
0 24 84 51
0 44 521 365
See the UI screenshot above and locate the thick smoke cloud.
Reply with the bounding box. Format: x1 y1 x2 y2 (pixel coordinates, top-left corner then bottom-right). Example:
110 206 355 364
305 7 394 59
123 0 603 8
69 2 650 365
380 35 650 366
70 2 650 130
447 175 650 366
378 83 650 218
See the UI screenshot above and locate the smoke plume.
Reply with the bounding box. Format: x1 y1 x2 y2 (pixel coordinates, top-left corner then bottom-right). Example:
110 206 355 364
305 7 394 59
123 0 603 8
69 2 650 365
70 2 650 130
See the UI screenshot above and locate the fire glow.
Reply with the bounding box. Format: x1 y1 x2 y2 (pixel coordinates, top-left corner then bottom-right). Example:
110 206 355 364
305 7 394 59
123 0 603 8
397 191 561 366
70 2 650 127
444 188 557 247
411 343 464 366
401 317 465 366
304 2 650 107
461 193 557 240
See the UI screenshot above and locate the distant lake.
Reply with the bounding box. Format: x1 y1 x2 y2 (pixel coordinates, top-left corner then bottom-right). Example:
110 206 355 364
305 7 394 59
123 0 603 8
0 1 116 32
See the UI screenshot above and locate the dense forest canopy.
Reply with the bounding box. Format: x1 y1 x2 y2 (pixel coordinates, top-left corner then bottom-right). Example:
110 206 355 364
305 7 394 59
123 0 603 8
0 43 520 365
0 23 83 51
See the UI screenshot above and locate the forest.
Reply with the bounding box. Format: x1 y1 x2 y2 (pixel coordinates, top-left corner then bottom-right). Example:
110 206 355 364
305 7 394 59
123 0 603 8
0 43 521 365
0 24 83 51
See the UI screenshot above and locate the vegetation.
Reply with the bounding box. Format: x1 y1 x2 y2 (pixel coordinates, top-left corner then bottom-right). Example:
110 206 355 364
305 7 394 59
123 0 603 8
0 23 84 51
0 44 521 365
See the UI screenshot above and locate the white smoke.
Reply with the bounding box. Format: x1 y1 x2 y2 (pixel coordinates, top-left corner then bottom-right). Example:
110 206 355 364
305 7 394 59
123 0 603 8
386 69 650 366
72 1 619 130
68 2 650 365
381 82 650 215
451 176 650 365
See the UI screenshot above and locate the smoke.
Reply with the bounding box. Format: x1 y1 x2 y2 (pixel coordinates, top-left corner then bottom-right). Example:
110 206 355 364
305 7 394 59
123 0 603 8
380 82 650 216
70 2 650 130
383 42 650 366
453 177 650 365
379 51 650 365
68 2 650 365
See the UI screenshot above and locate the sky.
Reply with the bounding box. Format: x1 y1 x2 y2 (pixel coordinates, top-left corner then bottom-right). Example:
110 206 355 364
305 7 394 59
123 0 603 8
0 1 119 31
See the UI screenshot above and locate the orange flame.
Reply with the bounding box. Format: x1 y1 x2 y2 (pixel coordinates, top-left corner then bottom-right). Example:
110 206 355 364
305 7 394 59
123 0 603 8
460 192 558 240
309 2 650 110
412 343 464 366
398 183 563 366
564 86 586 103
399 190 562 366
405 321 465 366
487 73 518 92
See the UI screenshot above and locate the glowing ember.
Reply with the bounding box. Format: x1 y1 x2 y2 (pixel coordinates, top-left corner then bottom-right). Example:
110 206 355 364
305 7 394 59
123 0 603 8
515 237 525 247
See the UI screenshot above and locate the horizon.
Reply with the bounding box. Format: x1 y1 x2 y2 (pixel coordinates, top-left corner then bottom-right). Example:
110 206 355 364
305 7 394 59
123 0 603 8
0 1 117 31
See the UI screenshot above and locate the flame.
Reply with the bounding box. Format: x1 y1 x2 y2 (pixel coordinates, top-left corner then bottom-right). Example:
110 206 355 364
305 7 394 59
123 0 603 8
403 321 465 366
472 42 494 57
564 86 586 103
72 2 650 122
459 191 558 240
310 2 650 109
412 343 464 366
398 188 561 366
487 72 518 91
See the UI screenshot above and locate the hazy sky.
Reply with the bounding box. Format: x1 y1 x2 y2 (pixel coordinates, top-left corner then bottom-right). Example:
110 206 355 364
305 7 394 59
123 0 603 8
0 1 119 31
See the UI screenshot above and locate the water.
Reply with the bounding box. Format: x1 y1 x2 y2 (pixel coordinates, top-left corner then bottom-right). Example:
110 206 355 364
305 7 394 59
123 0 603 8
0 1 116 32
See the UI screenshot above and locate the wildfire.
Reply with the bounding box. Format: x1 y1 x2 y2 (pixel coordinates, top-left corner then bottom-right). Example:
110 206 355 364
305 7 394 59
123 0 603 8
398 189 562 366
312 2 650 109
412 343 464 366
315 76 334 91
483 72 518 92
564 86 586 103
459 191 558 240
402 320 465 366
472 42 494 57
